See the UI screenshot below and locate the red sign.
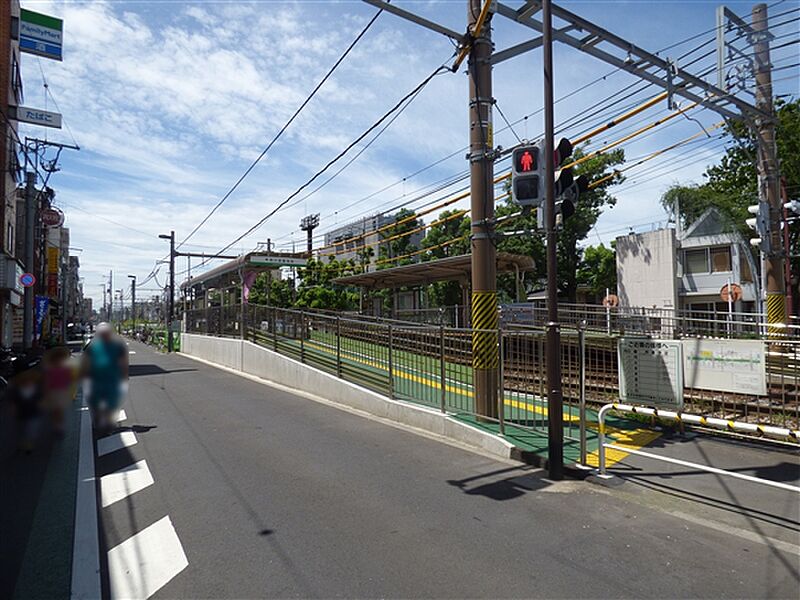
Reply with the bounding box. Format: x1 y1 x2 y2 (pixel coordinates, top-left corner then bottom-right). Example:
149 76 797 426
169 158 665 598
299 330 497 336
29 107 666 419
720 283 742 303
19 272 36 287
42 207 64 228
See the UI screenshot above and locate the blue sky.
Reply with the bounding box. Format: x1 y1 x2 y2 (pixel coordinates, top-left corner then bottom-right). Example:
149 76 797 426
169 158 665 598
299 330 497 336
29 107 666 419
18 0 799 305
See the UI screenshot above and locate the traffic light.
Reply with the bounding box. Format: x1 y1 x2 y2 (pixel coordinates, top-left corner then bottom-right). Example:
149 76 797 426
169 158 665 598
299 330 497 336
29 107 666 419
511 143 542 207
547 138 589 226
746 202 771 251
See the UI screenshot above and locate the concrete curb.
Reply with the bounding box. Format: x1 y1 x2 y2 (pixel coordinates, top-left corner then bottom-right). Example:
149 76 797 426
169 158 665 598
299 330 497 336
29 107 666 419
180 334 516 462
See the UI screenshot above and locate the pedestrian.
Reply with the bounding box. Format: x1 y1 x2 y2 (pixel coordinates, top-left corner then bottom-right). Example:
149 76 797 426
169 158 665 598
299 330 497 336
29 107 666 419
82 322 129 431
43 346 75 436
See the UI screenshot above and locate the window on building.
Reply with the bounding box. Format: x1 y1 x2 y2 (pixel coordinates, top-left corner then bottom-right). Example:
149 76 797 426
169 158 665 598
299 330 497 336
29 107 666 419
710 246 731 273
684 249 708 274
741 255 754 282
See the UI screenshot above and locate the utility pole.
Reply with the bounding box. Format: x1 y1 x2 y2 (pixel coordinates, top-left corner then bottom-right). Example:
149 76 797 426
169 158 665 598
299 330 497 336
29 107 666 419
782 179 794 318
128 275 137 333
22 171 36 349
108 271 113 323
753 3 786 333
543 0 564 479
467 0 497 420
160 231 176 351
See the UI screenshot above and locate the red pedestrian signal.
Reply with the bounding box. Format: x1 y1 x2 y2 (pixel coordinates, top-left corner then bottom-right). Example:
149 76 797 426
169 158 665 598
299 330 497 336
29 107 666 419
514 147 538 173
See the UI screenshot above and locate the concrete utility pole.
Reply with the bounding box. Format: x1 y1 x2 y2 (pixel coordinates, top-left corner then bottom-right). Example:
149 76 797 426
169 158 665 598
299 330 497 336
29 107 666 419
160 231 176 351
752 3 786 331
128 275 137 333
22 171 36 348
542 0 563 479
467 0 497 420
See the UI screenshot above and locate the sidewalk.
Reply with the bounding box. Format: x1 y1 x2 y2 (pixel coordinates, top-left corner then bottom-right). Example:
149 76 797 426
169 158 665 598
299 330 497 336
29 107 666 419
0 391 82 599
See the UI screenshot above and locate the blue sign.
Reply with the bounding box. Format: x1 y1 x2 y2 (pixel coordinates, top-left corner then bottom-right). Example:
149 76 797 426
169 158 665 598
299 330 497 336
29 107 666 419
19 272 35 288
35 295 50 337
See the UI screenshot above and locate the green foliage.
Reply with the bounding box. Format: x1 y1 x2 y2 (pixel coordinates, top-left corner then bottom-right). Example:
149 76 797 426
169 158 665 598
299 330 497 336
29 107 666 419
294 257 359 311
661 97 799 297
576 244 617 297
496 146 625 301
378 208 421 268
248 273 294 308
421 209 470 259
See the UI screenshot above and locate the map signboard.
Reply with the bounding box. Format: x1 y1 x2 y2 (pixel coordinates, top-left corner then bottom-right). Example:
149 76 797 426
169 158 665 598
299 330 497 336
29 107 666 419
618 338 684 409
682 338 766 396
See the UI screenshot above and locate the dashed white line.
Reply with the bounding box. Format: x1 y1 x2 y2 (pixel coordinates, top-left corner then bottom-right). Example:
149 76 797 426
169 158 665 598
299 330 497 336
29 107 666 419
107 515 188 600
100 460 154 508
97 431 138 457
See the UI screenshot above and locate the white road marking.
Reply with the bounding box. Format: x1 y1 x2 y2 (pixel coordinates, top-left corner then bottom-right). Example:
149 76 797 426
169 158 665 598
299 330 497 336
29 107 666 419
107 516 188 600
71 396 101 600
100 460 154 508
97 431 138 457
116 409 127 422
129 351 137 355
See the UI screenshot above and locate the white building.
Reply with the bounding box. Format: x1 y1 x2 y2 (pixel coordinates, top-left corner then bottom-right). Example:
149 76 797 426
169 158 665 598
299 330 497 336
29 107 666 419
616 208 759 314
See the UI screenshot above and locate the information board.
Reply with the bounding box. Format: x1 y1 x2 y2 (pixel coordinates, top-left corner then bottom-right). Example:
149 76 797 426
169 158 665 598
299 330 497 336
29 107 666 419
682 338 766 396
618 338 683 409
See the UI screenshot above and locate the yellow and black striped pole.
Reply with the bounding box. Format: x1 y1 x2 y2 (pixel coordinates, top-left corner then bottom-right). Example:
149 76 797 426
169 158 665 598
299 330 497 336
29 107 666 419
467 0 498 420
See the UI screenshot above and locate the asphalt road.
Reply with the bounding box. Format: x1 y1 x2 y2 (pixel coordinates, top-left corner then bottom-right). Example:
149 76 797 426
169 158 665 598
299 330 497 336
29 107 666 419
92 341 799 599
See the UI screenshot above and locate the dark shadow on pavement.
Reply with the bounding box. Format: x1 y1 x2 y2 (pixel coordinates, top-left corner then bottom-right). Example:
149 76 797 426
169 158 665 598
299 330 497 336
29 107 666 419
128 365 197 377
447 466 552 501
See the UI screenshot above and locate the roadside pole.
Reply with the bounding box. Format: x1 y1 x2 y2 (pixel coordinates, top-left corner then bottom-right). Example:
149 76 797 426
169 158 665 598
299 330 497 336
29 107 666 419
752 4 786 333
467 0 498 419
159 231 176 351
22 171 36 349
543 0 564 479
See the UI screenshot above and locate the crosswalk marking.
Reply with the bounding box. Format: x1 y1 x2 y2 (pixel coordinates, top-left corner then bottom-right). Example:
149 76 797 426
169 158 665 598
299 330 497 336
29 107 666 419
97 431 138 457
107 515 188 600
116 409 127 423
100 460 154 508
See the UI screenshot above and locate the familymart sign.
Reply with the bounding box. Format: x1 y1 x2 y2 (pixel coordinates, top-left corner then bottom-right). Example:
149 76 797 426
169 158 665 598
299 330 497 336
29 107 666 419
20 9 63 61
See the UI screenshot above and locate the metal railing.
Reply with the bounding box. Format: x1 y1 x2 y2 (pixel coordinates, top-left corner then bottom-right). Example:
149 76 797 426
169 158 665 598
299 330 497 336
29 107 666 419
597 403 800 492
183 304 800 439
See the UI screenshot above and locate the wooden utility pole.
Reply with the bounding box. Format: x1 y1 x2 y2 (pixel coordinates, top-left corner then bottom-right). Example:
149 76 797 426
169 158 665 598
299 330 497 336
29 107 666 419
543 0 563 480
752 3 786 332
467 0 497 419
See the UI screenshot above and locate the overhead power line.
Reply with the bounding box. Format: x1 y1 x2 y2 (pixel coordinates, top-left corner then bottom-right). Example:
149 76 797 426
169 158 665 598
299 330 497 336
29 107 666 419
198 62 453 269
175 6 385 252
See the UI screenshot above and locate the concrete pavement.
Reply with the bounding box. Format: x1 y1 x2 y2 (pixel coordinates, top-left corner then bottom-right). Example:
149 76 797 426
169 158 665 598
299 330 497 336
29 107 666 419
78 340 799 598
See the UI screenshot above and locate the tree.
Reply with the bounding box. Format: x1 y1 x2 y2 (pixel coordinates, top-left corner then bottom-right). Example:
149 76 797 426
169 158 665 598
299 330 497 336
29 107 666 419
419 210 471 307
378 208 421 268
294 257 359 311
496 146 625 302
661 98 799 312
248 272 294 308
576 244 617 299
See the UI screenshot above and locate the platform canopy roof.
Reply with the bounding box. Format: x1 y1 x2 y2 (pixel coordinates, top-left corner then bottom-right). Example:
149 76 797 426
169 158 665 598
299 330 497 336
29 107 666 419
332 252 535 290
180 251 307 292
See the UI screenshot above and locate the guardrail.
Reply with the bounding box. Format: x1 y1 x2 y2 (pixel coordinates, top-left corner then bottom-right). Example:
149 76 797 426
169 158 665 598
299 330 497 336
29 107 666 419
596 403 800 492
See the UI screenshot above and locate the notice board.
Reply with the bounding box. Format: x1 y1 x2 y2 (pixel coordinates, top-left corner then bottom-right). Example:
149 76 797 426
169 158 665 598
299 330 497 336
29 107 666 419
682 338 766 396
618 338 683 409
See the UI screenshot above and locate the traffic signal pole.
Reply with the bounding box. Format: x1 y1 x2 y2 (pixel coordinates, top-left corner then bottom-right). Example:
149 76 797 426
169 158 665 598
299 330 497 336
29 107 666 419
467 0 498 420
753 4 786 333
542 0 563 480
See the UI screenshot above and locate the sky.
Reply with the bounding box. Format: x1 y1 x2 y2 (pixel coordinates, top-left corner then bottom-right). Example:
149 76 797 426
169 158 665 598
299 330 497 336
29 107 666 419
17 0 800 306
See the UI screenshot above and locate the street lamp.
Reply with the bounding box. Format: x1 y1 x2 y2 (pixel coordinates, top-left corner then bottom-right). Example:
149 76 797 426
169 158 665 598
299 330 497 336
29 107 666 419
159 232 175 351
128 275 137 334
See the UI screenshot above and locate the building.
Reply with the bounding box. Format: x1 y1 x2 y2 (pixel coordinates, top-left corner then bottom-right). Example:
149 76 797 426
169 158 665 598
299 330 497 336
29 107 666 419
0 1 24 347
320 213 425 268
616 208 759 314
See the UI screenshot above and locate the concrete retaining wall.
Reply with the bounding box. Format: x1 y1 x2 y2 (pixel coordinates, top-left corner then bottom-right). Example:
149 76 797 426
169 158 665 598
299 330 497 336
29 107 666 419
181 333 514 460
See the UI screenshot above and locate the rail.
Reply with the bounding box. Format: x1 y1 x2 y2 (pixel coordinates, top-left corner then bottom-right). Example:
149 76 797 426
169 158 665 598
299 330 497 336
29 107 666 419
596 403 800 492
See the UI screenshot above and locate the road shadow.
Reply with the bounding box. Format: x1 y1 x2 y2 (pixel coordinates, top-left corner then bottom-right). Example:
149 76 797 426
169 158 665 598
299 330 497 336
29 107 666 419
447 466 552 501
128 365 197 377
